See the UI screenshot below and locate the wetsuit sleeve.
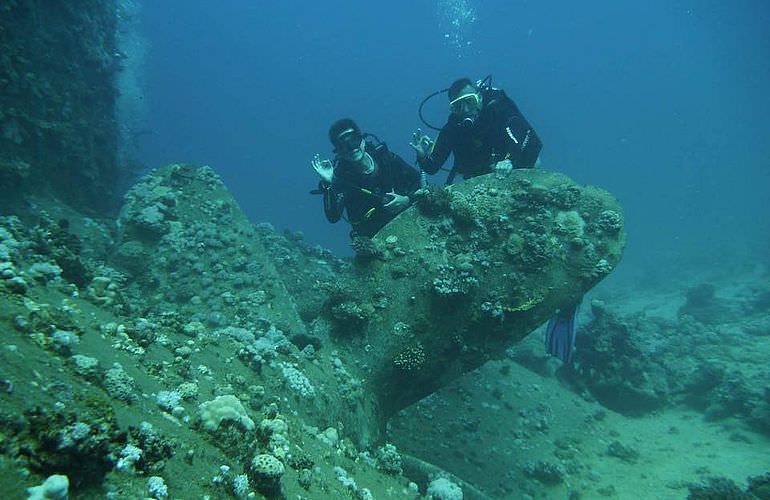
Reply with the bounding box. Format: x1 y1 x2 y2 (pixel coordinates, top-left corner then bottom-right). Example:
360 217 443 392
497 93 543 168
503 113 542 168
417 126 452 174
321 180 345 223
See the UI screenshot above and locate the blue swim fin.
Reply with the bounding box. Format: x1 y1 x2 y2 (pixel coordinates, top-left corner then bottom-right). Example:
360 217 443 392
545 303 579 363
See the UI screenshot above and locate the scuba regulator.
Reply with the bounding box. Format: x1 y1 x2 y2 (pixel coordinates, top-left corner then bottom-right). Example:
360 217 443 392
417 74 493 131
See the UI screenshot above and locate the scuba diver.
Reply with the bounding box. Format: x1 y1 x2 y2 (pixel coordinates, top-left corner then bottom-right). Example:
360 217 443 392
410 76 542 184
412 77 577 363
312 118 421 239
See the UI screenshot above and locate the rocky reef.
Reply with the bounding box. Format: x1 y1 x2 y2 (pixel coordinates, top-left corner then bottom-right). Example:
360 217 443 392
564 293 770 433
322 170 625 444
390 275 770 498
0 163 624 498
0 1 122 212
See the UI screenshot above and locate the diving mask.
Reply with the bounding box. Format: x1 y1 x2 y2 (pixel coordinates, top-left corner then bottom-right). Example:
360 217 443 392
449 92 481 115
335 128 364 153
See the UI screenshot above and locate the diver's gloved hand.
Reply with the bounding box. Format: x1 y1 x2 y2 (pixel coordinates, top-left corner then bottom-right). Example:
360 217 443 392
409 128 434 159
494 159 513 177
311 154 334 184
383 190 410 214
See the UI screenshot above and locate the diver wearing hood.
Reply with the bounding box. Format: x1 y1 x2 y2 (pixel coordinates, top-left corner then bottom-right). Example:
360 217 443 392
411 77 542 184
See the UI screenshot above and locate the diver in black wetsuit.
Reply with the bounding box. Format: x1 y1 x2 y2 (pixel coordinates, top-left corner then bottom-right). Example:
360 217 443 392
411 77 543 184
312 118 420 238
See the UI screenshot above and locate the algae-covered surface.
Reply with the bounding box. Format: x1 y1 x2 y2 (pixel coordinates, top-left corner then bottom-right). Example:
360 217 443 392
1 162 767 499
391 337 770 499
320 168 626 444
2 2 767 499
0 1 121 210
0 166 420 499
391 270 770 499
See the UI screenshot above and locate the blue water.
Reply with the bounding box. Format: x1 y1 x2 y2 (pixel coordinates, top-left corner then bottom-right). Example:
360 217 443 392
137 0 770 276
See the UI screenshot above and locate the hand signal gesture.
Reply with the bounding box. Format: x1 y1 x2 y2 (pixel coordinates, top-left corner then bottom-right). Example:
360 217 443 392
409 128 434 159
311 154 334 184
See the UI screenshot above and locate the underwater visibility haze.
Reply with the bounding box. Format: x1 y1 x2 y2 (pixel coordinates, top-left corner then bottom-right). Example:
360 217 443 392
140 0 770 269
0 0 769 498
